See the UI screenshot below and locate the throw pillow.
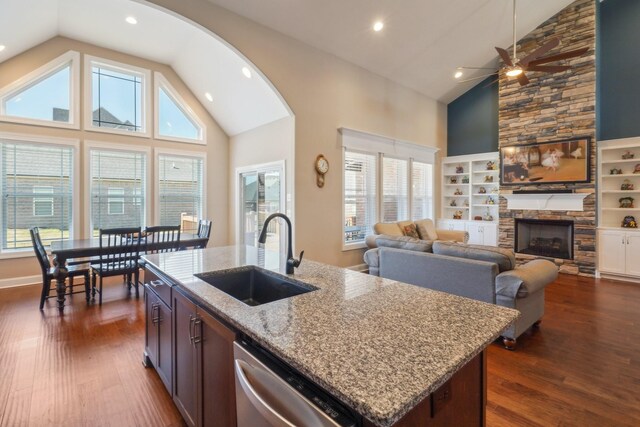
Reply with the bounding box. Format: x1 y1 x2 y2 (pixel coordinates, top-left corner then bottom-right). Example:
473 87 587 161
414 219 439 241
403 224 420 239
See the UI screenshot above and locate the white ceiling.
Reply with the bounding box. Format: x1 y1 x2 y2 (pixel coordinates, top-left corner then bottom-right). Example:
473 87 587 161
206 0 576 103
0 0 291 136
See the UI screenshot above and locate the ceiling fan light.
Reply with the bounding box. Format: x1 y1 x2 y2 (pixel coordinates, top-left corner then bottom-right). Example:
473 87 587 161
506 67 523 77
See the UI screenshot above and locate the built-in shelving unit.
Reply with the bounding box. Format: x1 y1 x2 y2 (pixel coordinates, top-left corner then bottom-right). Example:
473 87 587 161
597 137 640 282
439 152 500 246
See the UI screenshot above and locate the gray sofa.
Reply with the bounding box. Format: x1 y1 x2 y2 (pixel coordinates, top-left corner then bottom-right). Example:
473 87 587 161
364 239 558 349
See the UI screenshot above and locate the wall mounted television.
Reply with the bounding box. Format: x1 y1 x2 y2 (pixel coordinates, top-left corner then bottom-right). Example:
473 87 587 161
500 137 591 185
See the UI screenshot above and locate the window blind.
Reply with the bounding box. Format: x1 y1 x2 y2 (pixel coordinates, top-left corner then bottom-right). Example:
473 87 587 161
90 149 146 235
344 150 377 244
382 156 408 222
158 154 203 233
1 140 73 250
411 161 434 220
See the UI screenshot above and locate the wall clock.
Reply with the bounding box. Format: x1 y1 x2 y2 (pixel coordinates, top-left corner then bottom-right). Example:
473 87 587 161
315 154 329 188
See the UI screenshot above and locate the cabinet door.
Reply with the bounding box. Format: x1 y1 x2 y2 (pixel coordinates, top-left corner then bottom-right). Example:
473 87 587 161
144 286 160 368
173 290 199 427
197 308 237 427
483 224 498 247
156 300 173 394
625 233 640 277
466 223 483 245
598 230 626 275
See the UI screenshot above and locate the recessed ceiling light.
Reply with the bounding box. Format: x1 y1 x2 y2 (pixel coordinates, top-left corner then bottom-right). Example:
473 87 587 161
125 16 138 25
205 92 213 102
454 70 463 79
373 21 384 32
242 67 252 79
0 45 5 52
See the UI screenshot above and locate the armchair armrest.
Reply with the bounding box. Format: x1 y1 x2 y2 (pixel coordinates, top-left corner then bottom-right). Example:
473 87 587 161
435 229 469 243
496 259 558 299
365 234 379 248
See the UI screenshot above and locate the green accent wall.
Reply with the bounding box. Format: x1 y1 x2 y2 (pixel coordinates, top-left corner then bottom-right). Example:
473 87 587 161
447 77 498 156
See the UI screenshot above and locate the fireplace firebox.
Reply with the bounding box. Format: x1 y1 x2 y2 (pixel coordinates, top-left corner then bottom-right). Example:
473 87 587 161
514 219 574 260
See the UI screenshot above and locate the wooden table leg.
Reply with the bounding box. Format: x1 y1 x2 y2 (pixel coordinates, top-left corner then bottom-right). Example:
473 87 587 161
53 256 69 314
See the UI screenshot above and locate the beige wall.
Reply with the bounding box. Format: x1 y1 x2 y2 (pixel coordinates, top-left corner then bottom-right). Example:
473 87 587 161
0 36 229 283
148 0 447 267
228 116 295 244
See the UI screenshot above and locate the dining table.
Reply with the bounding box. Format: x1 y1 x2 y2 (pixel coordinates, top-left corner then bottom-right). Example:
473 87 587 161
49 233 208 314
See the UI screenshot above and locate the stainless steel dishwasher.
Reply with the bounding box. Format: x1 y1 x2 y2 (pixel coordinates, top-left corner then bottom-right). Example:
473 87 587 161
234 340 357 427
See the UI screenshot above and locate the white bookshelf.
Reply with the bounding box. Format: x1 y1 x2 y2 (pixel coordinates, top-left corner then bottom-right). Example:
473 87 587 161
441 152 500 222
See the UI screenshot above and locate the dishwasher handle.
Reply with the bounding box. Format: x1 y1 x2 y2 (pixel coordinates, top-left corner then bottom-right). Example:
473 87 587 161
235 359 297 427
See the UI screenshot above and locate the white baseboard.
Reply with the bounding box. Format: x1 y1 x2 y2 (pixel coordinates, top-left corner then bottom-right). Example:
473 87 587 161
347 263 368 273
0 275 41 289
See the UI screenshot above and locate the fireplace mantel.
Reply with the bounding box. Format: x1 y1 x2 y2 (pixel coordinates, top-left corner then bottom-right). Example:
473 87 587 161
502 193 591 211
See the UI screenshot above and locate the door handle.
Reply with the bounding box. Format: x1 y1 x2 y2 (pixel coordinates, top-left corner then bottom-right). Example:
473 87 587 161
188 315 195 344
193 318 202 345
149 279 163 288
151 303 160 324
234 360 297 427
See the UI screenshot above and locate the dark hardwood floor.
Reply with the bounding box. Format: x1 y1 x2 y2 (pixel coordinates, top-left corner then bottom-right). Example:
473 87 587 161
0 274 639 426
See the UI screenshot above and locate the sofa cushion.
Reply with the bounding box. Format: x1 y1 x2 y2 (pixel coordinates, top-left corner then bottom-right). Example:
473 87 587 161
432 241 516 273
375 235 433 252
402 223 420 239
374 222 403 236
414 219 438 241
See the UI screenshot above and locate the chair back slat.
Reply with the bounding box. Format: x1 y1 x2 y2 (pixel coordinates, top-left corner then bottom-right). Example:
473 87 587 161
196 220 212 249
98 227 141 272
29 227 51 273
145 225 181 254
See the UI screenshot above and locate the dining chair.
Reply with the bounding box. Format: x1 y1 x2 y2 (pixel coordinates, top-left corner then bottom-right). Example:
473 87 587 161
144 225 181 254
30 227 91 310
195 219 212 249
91 227 141 305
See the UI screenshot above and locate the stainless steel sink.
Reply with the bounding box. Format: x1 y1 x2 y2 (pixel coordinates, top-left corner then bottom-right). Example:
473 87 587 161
195 266 317 306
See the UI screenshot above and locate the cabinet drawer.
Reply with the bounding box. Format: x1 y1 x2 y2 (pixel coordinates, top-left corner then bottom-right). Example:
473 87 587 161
144 268 172 307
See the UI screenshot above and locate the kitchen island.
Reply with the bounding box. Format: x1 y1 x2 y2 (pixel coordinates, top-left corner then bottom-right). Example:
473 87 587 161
142 246 519 427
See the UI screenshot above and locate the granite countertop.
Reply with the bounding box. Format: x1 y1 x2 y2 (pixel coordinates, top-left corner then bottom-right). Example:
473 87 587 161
143 246 519 427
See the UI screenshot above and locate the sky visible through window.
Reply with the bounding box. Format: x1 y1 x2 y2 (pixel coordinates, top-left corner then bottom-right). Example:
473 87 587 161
158 87 200 139
92 67 142 131
5 66 70 122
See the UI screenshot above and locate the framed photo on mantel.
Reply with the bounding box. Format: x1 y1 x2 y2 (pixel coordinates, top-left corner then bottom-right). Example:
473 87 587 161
500 137 591 185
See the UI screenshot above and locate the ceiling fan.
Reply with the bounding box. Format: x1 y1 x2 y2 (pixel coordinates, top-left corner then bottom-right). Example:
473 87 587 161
456 0 589 86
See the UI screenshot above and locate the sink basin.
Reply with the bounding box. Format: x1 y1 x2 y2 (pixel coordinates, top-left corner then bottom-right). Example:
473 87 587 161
195 266 317 306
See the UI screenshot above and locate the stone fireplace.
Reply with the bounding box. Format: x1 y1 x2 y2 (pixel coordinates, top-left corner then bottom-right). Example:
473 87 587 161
498 0 596 276
515 219 574 260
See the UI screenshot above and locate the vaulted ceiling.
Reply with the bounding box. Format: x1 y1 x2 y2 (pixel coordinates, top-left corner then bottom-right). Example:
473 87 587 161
0 0 291 136
206 0 576 103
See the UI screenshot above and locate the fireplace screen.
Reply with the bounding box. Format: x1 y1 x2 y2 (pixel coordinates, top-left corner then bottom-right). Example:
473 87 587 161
514 219 574 260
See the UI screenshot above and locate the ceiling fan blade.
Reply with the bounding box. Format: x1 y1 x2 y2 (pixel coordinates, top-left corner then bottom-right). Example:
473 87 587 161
528 47 589 65
518 37 560 66
457 73 499 84
524 65 571 73
495 47 513 67
517 72 530 86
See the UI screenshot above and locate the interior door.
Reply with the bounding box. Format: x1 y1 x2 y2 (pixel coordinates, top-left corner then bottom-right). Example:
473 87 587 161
238 164 284 249
624 233 640 277
598 230 626 275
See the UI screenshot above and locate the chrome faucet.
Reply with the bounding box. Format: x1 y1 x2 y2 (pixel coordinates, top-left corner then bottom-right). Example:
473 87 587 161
258 213 304 274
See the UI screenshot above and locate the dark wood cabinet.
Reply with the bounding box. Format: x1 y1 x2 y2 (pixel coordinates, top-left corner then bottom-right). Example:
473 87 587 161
172 288 237 427
144 284 173 394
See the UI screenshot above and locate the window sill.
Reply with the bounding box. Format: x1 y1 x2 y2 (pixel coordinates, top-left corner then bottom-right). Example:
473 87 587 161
342 242 367 252
0 250 34 260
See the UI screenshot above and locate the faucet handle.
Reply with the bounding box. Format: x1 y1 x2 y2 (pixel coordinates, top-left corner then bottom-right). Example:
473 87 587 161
291 250 304 268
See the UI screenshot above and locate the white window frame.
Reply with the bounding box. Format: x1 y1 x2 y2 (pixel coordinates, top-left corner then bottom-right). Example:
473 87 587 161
84 140 151 237
33 186 54 217
154 72 206 144
0 51 81 130
107 188 125 215
154 148 207 229
84 55 151 138
0 132 80 259
340 128 438 251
